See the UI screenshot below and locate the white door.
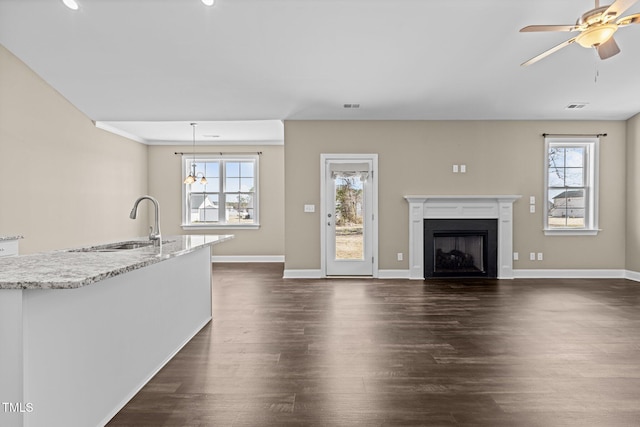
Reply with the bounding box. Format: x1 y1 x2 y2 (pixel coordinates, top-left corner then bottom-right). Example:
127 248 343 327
323 157 376 276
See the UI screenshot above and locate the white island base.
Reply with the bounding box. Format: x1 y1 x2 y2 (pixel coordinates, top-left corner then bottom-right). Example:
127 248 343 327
1 246 212 427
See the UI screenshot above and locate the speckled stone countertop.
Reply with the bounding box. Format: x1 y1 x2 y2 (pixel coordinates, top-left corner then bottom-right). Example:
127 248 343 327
0 235 23 241
0 235 233 290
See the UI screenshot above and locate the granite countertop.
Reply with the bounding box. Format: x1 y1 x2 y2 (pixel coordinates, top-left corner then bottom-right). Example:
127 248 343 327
0 235 233 290
0 235 23 241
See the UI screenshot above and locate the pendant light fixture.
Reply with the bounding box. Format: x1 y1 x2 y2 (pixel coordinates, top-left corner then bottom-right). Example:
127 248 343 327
184 123 208 185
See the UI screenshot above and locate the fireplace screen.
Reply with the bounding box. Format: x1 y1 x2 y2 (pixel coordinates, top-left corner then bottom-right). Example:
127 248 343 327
433 233 486 274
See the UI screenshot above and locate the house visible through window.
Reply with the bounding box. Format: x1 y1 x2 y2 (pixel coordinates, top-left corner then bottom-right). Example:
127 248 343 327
182 155 258 228
544 137 599 235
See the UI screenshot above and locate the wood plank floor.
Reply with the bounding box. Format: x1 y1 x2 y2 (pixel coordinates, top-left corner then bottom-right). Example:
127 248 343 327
107 264 640 426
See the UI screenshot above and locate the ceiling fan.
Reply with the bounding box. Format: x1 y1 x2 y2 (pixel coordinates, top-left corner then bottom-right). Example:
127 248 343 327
520 0 640 66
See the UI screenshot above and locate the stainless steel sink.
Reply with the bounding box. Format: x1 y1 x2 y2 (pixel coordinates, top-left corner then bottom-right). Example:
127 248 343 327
70 240 173 252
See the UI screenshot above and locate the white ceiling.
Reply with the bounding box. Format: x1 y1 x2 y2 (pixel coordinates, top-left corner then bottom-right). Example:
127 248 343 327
1 0 640 144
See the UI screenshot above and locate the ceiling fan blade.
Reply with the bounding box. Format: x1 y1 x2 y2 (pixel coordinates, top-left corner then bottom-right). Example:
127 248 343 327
521 37 577 66
520 24 578 32
617 12 640 25
603 0 638 20
597 36 621 59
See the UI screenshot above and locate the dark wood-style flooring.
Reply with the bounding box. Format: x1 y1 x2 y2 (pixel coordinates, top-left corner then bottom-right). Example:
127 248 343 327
107 264 640 426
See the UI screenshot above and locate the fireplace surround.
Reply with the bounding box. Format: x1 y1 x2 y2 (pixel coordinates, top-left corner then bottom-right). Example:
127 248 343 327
404 195 521 280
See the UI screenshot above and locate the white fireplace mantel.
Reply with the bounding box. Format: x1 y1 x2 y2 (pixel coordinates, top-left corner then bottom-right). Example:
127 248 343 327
404 195 521 280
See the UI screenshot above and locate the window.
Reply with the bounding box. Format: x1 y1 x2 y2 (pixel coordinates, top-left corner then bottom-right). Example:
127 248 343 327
544 137 599 235
182 155 259 229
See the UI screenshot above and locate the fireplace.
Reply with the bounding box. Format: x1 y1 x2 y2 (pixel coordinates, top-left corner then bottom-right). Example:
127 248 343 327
404 195 521 280
424 219 498 278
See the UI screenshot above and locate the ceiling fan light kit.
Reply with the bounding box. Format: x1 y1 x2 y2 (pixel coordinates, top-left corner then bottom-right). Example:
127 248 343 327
520 0 640 65
575 23 618 47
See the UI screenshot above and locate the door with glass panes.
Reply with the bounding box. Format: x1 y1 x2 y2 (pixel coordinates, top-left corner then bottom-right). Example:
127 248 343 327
325 159 374 276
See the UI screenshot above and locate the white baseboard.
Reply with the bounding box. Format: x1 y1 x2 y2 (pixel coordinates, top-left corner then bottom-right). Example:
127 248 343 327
279 268 640 281
625 270 640 282
211 255 284 263
283 270 411 279
378 269 411 279
514 269 626 279
282 269 323 279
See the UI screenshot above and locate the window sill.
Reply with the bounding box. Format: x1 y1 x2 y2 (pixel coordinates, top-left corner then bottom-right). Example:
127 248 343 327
182 224 260 231
543 228 600 236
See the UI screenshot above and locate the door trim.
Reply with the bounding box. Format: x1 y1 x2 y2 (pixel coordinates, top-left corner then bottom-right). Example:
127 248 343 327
320 154 378 278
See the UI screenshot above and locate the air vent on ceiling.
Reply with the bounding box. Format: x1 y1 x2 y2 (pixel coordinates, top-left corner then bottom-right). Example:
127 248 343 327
343 104 360 109
565 103 588 110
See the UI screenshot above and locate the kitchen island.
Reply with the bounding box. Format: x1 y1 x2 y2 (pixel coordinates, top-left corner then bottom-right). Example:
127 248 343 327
0 234 232 427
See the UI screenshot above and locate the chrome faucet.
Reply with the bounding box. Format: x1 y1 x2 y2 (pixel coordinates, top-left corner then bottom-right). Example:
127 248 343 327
129 195 162 246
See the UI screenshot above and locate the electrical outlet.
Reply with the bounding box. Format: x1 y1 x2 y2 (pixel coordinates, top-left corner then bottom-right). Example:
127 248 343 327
304 204 315 213
397 252 403 261
530 252 536 261
537 252 543 261
453 165 459 173
460 164 466 173
530 196 536 204
513 252 519 261
530 205 535 213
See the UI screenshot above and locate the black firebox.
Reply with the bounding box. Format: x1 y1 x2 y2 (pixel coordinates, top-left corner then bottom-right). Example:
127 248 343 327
424 219 498 278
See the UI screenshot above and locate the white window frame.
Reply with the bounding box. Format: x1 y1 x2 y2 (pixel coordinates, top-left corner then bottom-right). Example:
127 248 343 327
181 154 259 230
543 137 599 236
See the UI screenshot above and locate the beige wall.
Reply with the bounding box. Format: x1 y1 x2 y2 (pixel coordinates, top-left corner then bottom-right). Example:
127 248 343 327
147 145 284 257
626 113 640 272
2 40 633 269
284 120 627 271
0 45 148 254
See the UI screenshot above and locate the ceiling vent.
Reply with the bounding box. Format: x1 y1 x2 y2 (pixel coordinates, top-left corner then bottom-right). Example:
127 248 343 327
565 102 588 110
343 104 360 109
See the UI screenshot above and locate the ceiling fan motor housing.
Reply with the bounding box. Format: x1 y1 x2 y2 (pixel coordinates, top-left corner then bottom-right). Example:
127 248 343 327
578 6 613 26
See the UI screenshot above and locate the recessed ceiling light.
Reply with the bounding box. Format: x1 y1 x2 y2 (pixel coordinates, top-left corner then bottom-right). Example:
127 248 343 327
202 0 215 6
62 0 79 10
